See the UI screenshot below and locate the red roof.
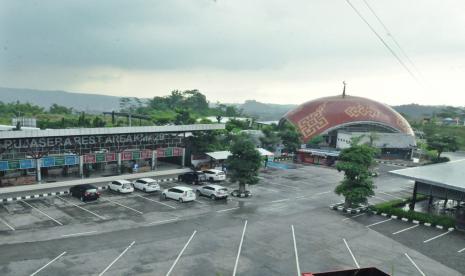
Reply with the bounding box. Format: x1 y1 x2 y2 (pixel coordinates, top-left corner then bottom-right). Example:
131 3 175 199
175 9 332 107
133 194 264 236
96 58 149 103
282 95 414 142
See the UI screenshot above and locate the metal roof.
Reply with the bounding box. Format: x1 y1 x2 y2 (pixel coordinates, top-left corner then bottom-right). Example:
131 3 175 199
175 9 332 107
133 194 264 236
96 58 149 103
390 159 465 192
0 124 225 139
206 148 273 160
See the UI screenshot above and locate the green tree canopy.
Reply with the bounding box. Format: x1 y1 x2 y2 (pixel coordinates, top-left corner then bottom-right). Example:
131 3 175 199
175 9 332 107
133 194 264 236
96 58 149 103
227 134 262 194
335 144 377 208
279 123 301 153
49 104 73 115
426 134 459 160
259 125 280 152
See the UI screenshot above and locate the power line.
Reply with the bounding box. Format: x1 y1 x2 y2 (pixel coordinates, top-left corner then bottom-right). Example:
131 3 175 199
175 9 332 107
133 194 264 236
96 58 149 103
345 0 419 83
362 0 423 79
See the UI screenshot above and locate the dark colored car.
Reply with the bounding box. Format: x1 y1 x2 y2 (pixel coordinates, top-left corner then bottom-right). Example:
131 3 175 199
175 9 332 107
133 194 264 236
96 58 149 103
70 184 100 201
178 171 207 185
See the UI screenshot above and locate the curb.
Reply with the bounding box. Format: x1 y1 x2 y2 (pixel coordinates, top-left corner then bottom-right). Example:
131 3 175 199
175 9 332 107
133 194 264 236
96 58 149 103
367 210 454 230
0 177 178 203
375 160 411 167
330 203 368 214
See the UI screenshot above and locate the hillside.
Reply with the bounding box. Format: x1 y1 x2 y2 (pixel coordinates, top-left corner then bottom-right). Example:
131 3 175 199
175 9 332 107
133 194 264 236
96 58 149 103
0 87 121 112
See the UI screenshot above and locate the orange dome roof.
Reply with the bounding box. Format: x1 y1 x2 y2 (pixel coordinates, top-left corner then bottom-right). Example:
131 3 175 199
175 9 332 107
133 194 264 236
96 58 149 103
282 95 414 142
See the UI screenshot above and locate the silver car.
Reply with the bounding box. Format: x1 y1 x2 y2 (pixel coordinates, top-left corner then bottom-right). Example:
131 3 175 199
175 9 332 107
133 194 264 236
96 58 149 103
196 184 228 200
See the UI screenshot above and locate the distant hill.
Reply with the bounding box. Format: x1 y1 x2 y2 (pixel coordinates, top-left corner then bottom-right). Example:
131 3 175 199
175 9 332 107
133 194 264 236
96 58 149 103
235 100 297 121
0 87 121 112
392 104 450 119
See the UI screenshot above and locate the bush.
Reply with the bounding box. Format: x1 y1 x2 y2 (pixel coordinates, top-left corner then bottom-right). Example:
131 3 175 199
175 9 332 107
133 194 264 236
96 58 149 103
371 197 455 228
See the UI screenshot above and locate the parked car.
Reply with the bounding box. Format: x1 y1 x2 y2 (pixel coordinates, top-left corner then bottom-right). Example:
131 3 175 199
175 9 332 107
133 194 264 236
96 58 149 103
178 171 207 185
69 184 100 202
108 179 134 193
132 178 160 193
196 184 228 200
203 169 226 182
162 186 196 202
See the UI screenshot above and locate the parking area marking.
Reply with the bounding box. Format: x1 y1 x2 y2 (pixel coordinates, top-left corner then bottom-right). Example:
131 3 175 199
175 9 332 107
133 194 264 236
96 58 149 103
343 238 360 268
194 199 206 204
404 253 426 276
166 230 197 276
379 192 404 200
0 217 15 231
392 224 419 235
342 213 365 221
101 198 143 215
291 225 301 276
61 230 98 238
216 207 239 213
270 198 290 204
56 196 106 220
20 200 63 226
233 220 248 276
423 230 453 243
146 218 178 226
457 247 465 253
30 251 67 276
135 195 176 209
98 241 135 276
366 218 392 228
267 182 298 189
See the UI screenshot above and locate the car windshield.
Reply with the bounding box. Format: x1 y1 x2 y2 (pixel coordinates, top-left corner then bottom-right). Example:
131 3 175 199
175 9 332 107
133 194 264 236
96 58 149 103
86 189 97 193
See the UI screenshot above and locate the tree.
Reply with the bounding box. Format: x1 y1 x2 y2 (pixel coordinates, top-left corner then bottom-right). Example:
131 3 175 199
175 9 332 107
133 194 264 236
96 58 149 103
174 109 196 125
49 103 73 115
259 125 280 151
227 134 262 195
306 135 324 147
335 144 377 208
427 134 459 160
279 124 301 153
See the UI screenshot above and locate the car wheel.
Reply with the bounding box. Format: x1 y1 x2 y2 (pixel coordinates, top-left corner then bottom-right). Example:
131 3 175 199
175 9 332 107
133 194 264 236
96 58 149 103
210 194 216 200
179 198 184 203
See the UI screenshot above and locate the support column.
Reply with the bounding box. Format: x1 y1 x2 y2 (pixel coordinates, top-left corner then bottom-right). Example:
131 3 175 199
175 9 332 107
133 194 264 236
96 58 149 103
79 155 84 178
117 152 122 175
410 181 418 211
36 158 42 183
151 150 157 171
181 148 186 168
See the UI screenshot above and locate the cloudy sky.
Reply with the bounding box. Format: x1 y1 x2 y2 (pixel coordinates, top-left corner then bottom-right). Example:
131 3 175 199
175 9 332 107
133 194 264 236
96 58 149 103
1 0 464 105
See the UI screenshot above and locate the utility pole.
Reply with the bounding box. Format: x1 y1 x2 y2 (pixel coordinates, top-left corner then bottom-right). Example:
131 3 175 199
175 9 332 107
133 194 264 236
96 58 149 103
342 81 347 98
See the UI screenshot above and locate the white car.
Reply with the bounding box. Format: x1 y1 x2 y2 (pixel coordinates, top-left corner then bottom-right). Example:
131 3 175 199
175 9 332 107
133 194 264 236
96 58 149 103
108 180 134 194
203 169 226 182
197 184 228 200
132 178 160 193
162 186 196 203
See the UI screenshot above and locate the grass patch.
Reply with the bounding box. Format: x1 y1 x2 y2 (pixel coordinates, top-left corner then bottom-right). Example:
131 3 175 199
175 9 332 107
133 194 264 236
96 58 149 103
370 195 455 228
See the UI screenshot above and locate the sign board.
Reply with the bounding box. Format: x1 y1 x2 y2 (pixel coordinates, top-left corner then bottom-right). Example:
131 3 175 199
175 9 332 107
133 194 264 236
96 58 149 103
140 150 152 159
105 153 116 162
41 157 56 167
96 153 106 163
132 151 141 160
121 151 133 161
84 154 96 164
20 159 34 169
64 155 77 165
0 161 8 171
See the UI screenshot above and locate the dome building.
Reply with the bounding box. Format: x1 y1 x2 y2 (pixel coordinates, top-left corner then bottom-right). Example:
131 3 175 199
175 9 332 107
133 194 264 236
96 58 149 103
281 94 416 161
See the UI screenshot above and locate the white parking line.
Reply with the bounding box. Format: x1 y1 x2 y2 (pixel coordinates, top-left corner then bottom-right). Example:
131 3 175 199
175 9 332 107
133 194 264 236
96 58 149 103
343 238 360 268
20 200 63 226
457 247 465 253
61 231 98 238
0 217 15 231
135 195 176 209
166 230 197 276
56 196 106 220
232 220 248 276
270 198 290 204
404 253 426 276
194 199 206 204
423 230 453 243
291 225 301 276
101 198 143 215
30 251 67 276
393 224 419 235
216 207 240 213
146 218 178 226
366 218 392 228
342 213 365 221
98 241 135 276
379 192 404 200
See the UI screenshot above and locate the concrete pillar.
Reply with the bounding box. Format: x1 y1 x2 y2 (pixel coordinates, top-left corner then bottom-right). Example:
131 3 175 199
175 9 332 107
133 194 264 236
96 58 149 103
117 152 122 174
181 148 186 167
410 181 418 211
79 155 84 178
36 158 42 183
151 150 157 171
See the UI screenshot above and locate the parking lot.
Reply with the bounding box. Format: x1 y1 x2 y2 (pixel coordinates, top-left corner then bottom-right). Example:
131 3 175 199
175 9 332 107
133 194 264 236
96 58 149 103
0 164 463 275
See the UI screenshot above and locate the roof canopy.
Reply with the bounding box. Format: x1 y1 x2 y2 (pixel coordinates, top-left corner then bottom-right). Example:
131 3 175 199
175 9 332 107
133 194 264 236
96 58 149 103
391 160 465 193
206 148 274 160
